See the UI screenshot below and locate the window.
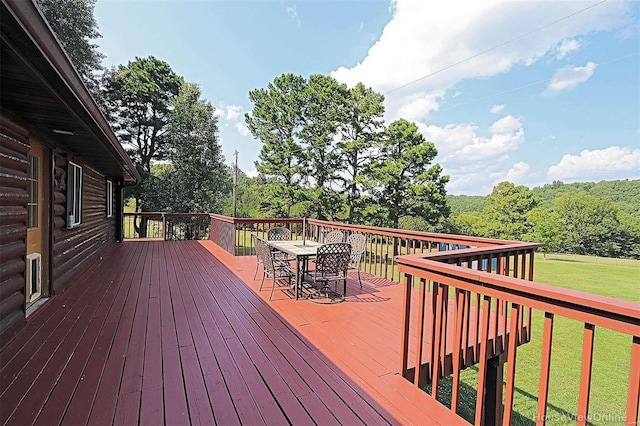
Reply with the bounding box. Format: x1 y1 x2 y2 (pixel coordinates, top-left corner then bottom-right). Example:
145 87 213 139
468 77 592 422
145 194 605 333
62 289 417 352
67 162 82 227
26 253 41 303
27 154 38 228
106 180 113 217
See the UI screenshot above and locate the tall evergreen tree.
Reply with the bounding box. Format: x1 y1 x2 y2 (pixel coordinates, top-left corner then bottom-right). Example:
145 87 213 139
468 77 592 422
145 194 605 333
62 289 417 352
337 83 385 224
36 0 104 97
245 74 307 217
364 119 449 229
102 56 183 212
299 75 348 220
158 83 231 214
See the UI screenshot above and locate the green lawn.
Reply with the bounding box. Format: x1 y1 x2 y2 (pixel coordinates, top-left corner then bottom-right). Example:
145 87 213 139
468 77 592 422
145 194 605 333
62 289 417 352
430 253 639 425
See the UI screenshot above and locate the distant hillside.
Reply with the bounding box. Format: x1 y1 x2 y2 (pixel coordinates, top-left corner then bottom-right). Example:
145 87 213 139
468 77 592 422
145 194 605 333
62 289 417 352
531 179 640 214
446 194 487 215
448 179 640 214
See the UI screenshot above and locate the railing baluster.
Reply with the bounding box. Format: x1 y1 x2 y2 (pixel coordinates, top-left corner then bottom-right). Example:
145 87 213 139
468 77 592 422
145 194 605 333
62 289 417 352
503 302 521 425
474 295 492 426
536 312 553 426
577 323 595 426
400 273 413 378
451 289 466 413
431 282 446 399
414 278 427 385
627 336 640 425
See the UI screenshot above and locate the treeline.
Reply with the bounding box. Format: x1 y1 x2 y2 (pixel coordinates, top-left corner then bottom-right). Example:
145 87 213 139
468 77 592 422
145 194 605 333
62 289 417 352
243 74 449 229
449 180 640 259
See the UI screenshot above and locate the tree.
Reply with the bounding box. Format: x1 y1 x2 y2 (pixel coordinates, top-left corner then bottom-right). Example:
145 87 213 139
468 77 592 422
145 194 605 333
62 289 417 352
525 207 567 256
298 74 348 220
481 182 537 240
245 74 307 217
102 56 183 212
223 170 263 218
36 0 104 95
364 119 449 229
159 83 231 214
336 83 385 224
554 192 623 257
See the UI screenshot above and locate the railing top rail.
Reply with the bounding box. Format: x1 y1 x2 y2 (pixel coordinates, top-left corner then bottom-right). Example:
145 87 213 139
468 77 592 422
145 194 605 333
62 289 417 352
227 218 303 225
397 255 640 335
124 212 210 218
206 214 518 247
310 218 517 247
397 242 542 262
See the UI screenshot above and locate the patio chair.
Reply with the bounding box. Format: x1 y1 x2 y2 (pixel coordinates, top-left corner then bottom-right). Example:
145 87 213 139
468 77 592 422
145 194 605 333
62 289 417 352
266 226 296 261
256 237 295 300
267 226 291 241
252 233 263 280
307 242 351 303
324 230 344 244
347 233 366 288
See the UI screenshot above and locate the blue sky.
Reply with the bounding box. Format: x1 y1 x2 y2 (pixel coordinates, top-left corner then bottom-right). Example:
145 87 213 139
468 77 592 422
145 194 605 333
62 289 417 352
94 0 639 195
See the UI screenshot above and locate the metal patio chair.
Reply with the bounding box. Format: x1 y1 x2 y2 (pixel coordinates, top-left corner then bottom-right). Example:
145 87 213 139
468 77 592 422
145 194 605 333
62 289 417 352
347 233 366 288
324 230 344 244
267 226 291 241
256 236 295 301
307 242 351 303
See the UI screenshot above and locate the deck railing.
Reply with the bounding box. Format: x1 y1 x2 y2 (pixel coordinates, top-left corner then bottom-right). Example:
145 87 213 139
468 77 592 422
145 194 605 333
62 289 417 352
210 215 515 280
205 214 639 425
124 212 210 240
396 248 640 425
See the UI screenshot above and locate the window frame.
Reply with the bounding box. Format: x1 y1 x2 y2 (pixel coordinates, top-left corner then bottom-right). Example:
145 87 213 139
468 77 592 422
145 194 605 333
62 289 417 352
27 154 39 229
106 180 113 218
67 161 82 228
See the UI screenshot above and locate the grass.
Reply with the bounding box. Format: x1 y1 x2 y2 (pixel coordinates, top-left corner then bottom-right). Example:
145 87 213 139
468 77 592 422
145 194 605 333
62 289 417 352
428 253 639 425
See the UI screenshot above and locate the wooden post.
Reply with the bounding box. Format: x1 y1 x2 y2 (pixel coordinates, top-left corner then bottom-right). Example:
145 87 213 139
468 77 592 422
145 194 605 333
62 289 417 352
484 353 506 426
162 213 167 241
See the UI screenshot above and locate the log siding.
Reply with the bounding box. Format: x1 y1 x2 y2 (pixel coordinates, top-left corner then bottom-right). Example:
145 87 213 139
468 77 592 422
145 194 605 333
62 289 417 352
52 157 117 292
0 122 29 339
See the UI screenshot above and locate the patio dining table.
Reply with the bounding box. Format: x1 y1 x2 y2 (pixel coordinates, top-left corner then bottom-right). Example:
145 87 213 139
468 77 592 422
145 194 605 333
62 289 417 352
266 239 322 299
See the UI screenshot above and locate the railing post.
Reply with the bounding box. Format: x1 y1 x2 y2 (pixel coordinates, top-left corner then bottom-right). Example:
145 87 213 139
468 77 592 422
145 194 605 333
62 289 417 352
484 353 506 426
162 213 167 241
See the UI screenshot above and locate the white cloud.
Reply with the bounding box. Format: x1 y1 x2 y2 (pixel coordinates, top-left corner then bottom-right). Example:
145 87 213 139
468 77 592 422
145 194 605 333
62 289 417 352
286 6 301 26
548 146 640 180
555 38 581 59
225 105 243 121
235 122 250 137
491 161 531 184
489 104 505 114
331 0 632 119
489 115 522 134
393 91 443 120
419 115 524 165
417 115 526 194
544 61 597 95
245 168 259 178
213 108 224 118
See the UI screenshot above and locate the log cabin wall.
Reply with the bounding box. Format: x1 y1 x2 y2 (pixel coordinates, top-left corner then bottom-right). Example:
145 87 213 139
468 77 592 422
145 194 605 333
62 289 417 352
0 116 118 344
0 122 29 339
52 154 116 292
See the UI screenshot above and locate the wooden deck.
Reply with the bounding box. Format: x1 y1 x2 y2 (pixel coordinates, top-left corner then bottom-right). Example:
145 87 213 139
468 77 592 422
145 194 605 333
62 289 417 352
0 240 470 425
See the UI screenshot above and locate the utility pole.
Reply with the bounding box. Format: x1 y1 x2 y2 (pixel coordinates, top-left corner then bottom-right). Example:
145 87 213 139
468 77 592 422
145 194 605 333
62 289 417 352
232 149 238 218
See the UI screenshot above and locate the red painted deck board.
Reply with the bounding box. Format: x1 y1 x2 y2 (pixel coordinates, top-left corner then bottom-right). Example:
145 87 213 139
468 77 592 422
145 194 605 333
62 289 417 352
0 240 473 426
